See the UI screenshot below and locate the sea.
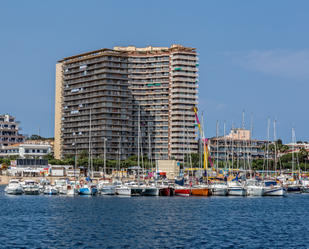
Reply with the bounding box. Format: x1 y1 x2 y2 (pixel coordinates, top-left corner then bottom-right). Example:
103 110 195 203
1 185 309 249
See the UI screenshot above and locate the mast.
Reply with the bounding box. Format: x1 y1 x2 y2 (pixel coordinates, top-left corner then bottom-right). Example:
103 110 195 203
118 138 121 179
292 126 295 177
242 111 245 175
149 132 151 171
250 114 253 179
266 117 270 178
224 121 227 175
201 112 208 183
137 104 140 186
237 127 239 175
74 133 77 181
231 123 234 175
273 119 277 178
183 110 185 170
216 120 219 173
104 138 106 178
89 108 92 179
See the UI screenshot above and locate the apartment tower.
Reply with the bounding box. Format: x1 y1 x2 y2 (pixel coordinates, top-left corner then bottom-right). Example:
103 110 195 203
54 45 199 161
114 45 199 161
55 49 133 160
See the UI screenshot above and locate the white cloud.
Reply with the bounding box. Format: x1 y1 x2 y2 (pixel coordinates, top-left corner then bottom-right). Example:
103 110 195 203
229 49 309 80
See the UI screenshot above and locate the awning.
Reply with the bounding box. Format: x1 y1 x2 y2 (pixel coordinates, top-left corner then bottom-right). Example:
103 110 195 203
23 169 40 173
159 172 166 175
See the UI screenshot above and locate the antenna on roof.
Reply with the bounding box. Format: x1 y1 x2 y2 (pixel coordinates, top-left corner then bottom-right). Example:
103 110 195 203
38 126 40 137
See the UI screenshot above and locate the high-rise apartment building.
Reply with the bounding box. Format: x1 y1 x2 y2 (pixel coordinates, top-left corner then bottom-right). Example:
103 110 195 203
0 114 25 148
114 45 199 160
55 49 133 160
54 45 199 161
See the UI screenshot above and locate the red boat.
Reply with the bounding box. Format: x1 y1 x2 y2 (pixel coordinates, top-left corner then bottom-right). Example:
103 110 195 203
159 187 170 196
174 187 190 196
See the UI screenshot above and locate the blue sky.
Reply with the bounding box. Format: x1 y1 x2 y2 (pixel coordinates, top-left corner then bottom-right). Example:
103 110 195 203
1 1 308 143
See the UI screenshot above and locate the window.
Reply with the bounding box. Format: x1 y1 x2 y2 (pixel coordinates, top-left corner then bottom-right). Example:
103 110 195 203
25 150 29 153
43 150 47 153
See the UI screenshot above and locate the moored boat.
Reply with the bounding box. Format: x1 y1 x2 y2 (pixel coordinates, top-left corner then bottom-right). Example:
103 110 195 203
227 181 246 196
24 180 40 195
5 179 23 195
174 186 190 196
264 180 287 196
191 186 210 196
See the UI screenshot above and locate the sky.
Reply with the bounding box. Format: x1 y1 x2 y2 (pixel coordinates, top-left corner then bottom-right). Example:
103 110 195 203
0 0 308 143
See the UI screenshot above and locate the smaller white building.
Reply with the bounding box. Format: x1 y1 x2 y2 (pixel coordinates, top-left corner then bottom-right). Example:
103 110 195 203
0 143 51 159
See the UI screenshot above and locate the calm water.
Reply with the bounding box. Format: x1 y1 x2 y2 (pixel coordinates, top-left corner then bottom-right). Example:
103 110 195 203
1 185 309 249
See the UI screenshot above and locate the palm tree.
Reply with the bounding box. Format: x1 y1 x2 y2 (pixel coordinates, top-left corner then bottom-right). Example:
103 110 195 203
78 150 89 160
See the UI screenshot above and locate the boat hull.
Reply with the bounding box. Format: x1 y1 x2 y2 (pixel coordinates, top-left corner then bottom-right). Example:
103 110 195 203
5 188 23 195
228 188 246 196
266 188 286 196
67 189 79 195
140 188 159 196
101 187 116 195
159 188 170 196
44 189 58 195
247 188 265 196
116 188 131 195
24 189 40 195
302 187 309 193
211 188 228 196
191 188 210 196
79 187 98 195
174 188 190 196
287 186 301 193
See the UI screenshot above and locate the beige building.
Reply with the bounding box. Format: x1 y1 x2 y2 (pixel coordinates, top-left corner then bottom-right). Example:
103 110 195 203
115 45 199 160
55 45 199 161
0 114 25 148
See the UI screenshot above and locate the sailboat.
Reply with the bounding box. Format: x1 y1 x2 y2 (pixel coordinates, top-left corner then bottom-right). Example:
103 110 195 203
286 126 302 193
79 108 98 195
190 107 210 196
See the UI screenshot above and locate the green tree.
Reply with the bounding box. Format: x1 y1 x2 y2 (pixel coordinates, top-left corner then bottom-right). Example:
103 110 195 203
43 153 54 160
78 150 89 160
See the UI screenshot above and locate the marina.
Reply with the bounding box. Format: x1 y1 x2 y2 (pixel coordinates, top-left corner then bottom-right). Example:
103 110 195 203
1 184 309 248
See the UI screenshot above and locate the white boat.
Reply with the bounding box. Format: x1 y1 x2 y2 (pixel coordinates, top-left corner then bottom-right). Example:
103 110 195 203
140 186 159 196
44 186 58 195
38 178 51 193
67 180 81 195
114 181 131 195
301 179 309 193
24 180 40 195
55 179 69 194
209 182 228 196
264 180 287 196
5 179 23 195
101 185 116 195
227 181 246 196
245 179 266 196
79 183 98 195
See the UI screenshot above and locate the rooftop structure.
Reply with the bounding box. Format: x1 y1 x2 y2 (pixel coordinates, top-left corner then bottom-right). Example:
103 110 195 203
0 143 51 159
0 114 25 148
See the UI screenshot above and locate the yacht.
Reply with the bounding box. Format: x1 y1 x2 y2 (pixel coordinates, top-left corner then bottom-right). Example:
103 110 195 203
245 179 266 196
209 181 228 196
114 181 131 196
301 179 309 193
24 180 40 195
227 181 246 196
5 179 23 195
44 185 58 195
67 180 80 195
55 179 69 194
264 180 287 196
286 179 302 193
79 181 98 195
174 185 191 196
